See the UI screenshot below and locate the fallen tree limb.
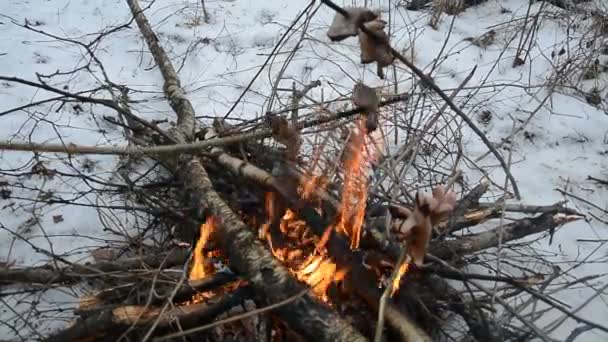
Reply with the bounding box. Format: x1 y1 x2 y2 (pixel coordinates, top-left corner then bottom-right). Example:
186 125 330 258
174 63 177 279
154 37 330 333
476 201 580 215
125 1 367 340
156 272 240 306
0 249 188 285
367 209 581 267
155 288 311 341
0 95 409 156
441 181 490 232
405 0 488 11
429 211 583 260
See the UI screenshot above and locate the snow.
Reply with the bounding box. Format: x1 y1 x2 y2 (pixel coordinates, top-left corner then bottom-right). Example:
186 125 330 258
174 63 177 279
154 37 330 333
1 0 607 340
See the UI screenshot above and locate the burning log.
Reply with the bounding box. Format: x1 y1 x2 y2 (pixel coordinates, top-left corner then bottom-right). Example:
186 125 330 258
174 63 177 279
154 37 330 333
125 1 368 340
179 160 368 341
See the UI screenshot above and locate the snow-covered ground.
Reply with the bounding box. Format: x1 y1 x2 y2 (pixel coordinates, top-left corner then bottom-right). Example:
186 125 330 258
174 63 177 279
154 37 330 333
0 0 607 340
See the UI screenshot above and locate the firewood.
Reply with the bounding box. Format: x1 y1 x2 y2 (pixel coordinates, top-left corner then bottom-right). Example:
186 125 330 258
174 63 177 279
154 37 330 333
370 208 582 266
45 286 253 342
430 211 582 260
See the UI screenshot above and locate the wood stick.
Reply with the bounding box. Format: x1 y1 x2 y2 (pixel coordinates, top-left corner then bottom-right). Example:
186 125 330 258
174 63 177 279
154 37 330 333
368 209 581 266
0 95 408 157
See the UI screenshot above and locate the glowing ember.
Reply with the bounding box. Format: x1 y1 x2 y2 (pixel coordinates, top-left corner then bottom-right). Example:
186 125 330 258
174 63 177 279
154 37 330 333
390 261 410 296
189 216 218 281
337 118 371 249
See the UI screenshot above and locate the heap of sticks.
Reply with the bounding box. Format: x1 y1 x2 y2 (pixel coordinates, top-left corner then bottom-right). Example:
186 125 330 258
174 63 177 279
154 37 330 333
0 1 592 341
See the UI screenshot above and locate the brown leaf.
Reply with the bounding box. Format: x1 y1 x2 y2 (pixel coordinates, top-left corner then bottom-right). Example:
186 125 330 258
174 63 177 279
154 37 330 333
327 7 378 42
90 248 116 263
268 115 301 161
52 214 64 223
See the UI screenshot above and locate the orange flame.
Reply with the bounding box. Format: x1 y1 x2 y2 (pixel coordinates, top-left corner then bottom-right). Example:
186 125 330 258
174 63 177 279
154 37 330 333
259 192 275 240
295 254 347 302
337 118 371 249
190 216 217 281
390 261 410 296
261 189 344 303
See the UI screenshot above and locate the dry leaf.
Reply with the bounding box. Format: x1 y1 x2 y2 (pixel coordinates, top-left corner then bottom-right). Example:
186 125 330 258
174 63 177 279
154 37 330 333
464 29 496 49
327 7 378 42
352 82 379 132
90 247 116 262
268 115 301 161
0 259 15 269
52 214 64 223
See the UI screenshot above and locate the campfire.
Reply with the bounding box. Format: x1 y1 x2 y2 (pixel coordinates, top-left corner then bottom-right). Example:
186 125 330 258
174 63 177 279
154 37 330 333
141 113 467 340
39 67 581 342
188 117 403 307
20 2 586 342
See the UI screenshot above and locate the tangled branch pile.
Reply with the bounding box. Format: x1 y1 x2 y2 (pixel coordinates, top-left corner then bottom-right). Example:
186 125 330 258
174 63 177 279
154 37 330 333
2 0 607 341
